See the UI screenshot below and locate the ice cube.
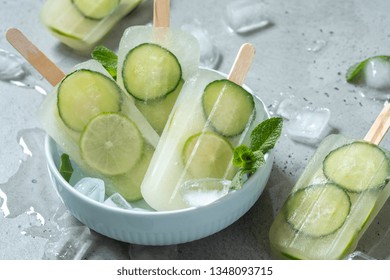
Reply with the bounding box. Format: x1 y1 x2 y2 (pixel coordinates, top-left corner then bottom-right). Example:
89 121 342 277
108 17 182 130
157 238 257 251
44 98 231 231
364 57 390 90
0 49 25 80
286 107 331 145
276 96 302 120
42 226 95 260
104 193 132 209
181 22 221 69
225 0 271 34
344 251 376 260
128 244 178 260
74 177 105 202
179 178 231 207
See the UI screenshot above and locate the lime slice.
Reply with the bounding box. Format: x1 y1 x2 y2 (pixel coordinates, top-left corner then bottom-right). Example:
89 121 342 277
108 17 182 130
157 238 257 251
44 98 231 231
58 69 122 132
80 113 143 175
182 132 236 179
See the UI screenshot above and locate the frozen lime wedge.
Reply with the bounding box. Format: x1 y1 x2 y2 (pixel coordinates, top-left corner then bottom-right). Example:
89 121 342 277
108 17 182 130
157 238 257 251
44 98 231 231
182 132 236 179
80 112 143 175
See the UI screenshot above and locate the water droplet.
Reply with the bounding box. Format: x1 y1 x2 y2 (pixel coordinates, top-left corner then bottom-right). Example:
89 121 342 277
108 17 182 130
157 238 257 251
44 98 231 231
307 40 327 52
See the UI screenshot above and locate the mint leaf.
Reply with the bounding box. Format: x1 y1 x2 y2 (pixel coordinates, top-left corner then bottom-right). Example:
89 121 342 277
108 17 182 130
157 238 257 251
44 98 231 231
250 117 283 154
231 169 245 190
233 144 255 169
231 117 283 190
346 60 368 83
346 55 390 84
231 150 265 190
59 153 73 182
231 117 282 190
91 45 118 79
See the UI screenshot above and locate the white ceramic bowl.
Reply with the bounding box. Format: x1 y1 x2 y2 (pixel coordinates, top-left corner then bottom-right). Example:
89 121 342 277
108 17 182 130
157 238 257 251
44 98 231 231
44 94 274 246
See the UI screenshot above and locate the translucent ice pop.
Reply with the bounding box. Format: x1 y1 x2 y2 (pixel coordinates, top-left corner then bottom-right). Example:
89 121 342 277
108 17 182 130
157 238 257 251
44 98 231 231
6 28 159 202
116 0 200 134
40 0 143 53
141 44 269 211
269 105 390 259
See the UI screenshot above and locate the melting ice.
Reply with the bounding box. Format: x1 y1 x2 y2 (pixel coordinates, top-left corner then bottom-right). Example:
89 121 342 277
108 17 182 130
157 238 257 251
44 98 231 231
179 178 231 207
225 0 271 34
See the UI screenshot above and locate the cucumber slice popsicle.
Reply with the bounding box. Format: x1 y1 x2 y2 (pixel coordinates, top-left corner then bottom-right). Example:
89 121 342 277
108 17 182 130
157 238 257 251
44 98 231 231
269 135 390 259
41 0 143 53
117 25 200 134
140 69 268 211
38 60 159 202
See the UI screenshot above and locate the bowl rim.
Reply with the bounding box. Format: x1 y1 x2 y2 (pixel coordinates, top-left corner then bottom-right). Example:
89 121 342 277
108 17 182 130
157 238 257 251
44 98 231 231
45 134 273 217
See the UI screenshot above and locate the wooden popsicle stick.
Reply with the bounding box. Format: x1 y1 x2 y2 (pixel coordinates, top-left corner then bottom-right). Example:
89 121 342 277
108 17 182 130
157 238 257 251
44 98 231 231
228 43 256 85
364 104 390 145
153 0 170 28
5 28 65 86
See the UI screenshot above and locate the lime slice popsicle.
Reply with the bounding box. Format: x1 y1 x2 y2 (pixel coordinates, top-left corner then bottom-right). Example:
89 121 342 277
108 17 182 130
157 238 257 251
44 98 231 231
6 28 159 201
141 44 269 211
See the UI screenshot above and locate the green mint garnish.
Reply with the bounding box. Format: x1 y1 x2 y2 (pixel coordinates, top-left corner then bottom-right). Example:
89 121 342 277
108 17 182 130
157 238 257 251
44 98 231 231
91 45 118 79
346 55 390 83
231 117 283 190
59 153 73 182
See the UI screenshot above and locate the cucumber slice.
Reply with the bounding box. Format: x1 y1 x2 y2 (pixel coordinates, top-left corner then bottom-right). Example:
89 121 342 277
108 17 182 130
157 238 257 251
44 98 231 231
135 79 184 135
323 141 390 192
285 184 351 237
72 0 120 20
108 143 154 201
58 69 122 132
202 79 255 137
182 132 236 179
80 112 143 176
122 43 182 101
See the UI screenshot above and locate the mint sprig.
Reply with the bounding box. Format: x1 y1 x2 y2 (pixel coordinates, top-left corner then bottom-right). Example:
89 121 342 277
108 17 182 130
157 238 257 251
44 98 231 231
91 45 118 79
346 55 390 84
231 117 283 190
59 153 73 182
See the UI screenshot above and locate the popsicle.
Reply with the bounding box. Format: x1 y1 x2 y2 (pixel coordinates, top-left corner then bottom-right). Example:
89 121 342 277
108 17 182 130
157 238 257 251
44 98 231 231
6 28 159 202
40 0 143 53
269 105 390 260
141 43 269 211
116 0 200 134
